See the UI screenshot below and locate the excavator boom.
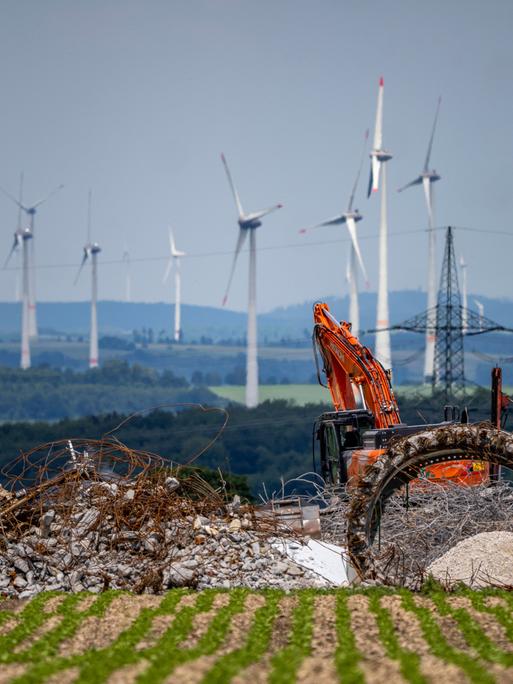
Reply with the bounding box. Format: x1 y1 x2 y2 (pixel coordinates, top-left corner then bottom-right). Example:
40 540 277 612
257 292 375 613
313 303 401 429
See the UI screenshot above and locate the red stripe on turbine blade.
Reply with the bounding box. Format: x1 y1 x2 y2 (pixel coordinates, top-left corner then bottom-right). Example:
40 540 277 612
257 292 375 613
379 76 384 86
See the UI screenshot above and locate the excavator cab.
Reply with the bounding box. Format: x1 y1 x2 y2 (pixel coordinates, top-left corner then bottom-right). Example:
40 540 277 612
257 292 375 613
315 410 374 485
315 411 491 487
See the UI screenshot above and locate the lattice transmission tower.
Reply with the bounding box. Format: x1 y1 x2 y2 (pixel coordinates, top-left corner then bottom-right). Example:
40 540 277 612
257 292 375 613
432 225 464 393
375 226 513 402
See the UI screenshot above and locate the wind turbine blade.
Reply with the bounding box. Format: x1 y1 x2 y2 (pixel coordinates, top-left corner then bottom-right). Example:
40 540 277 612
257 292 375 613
221 154 244 218
247 203 283 222
74 251 89 285
169 227 177 256
345 249 351 284
17 172 24 230
397 177 422 193
348 129 369 211
4 235 20 268
32 183 64 210
345 216 368 283
162 258 173 283
222 229 248 306
87 189 92 243
373 76 384 150
299 214 346 234
422 176 433 226
424 96 442 172
0 184 24 210
366 165 373 199
368 156 381 195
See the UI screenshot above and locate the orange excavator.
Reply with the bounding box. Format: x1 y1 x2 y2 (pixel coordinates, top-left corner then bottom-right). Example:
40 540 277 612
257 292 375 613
312 302 489 486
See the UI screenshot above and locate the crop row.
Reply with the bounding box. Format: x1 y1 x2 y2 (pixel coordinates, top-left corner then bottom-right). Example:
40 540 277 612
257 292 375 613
0 587 512 683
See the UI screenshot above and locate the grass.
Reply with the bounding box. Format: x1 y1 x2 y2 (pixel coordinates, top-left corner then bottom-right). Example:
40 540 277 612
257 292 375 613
1 587 512 683
209 384 331 405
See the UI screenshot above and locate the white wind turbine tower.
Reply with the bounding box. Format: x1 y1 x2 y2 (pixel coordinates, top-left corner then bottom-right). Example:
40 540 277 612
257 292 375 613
460 255 468 334
221 153 283 408
163 228 186 342
0 180 63 338
300 131 369 336
75 191 101 369
368 76 393 370
5 221 32 369
122 244 131 302
398 97 442 381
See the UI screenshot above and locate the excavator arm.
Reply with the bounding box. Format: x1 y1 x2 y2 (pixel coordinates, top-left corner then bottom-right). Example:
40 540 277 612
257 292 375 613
313 302 401 429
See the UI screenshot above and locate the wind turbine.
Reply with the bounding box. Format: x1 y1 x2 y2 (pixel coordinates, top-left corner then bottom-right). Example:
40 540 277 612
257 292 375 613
368 77 393 370
75 191 101 369
163 228 186 342
122 244 131 302
221 153 283 408
0 179 63 338
300 131 369 336
460 255 468 334
398 97 442 381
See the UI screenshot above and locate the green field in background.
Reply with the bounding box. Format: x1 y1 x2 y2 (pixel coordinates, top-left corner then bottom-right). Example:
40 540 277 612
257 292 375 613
209 383 500 406
209 384 331 405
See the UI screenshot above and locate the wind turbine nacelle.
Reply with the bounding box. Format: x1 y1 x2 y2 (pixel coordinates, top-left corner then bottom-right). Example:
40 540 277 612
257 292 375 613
424 171 441 183
90 243 101 254
347 211 363 223
374 150 393 163
238 218 262 230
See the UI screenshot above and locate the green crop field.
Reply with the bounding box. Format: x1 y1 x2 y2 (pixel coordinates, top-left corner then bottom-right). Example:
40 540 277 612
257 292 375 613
209 384 331 405
1 587 512 683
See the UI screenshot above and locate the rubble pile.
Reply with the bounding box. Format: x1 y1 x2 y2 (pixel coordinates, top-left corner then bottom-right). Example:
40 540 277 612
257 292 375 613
0 440 332 598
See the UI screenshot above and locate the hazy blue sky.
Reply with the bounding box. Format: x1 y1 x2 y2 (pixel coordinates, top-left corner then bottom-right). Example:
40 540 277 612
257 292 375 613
0 0 511 312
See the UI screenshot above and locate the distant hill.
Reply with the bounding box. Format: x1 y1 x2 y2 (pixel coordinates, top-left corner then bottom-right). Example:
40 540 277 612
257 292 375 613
1 291 512 342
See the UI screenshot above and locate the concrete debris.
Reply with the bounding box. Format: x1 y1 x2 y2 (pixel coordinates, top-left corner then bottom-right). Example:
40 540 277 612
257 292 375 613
427 531 513 588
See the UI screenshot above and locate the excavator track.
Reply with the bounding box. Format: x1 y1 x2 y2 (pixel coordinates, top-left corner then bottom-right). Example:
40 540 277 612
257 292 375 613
346 422 513 579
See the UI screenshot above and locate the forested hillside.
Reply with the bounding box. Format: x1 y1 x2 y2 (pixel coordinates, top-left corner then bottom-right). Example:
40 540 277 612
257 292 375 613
0 361 217 420
0 392 495 495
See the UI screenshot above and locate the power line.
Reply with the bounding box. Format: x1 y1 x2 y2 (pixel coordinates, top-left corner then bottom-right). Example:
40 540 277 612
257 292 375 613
3 223 507 276
0 226 445 273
